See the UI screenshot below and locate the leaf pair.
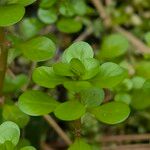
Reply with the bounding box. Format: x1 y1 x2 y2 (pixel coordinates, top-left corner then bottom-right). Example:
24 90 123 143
18 90 130 124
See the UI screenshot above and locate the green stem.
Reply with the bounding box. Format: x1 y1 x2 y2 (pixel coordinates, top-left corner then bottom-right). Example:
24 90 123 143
0 28 8 96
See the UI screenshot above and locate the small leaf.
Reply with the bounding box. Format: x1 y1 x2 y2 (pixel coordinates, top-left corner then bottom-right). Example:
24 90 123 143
54 101 86 121
144 32 150 47
114 93 131 105
135 61 150 79
32 66 69 88
39 0 57 8
3 74 27 93
18 90 59 116
59 1 75 17
68 138 91 150
131 76 145 89
20 36 56 61
91 102 130 124
99 34 129 59
64 81 92 92
72 0 87 16
131 80 150 109
7 0 36 6
62 41 94 63
70 58 85 76
57 18 82 33
81 58 100 80
0 121 20 146
38 8 57 24
19 17 44 39
91 62 127 88
2 105 30 128
0 141 15 150
80 87 104 108
53 62 74 76
20 146 36 150
0 4 25 27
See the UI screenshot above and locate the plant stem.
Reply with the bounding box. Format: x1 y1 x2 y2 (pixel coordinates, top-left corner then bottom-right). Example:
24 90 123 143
0 28 8 96
73 119 82 138
43 115 72 146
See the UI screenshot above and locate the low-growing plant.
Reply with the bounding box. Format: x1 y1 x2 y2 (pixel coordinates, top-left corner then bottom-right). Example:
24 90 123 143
1 0 150 149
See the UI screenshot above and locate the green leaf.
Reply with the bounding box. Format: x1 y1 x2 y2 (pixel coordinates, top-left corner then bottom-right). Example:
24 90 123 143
72 0 87 16
99 34 129 59
68 138 91 150
0 141 15 150
59 1 75 17
114 93 131 105
2 105 30 128
91 62 127 88
64 81 92 92
38 8 57 24
54 101 86 121
81 58 100 80
144 32 150 47
3 74 27 93
20 36 56 61
32 66 69 88
57 18 82 33
62 41 94 63
80 87 104 108
0 4 25 27
135 61 150 79
39 0 57 8
18 90 59 116
131 80 150 109
7 0 36 6
0 121 20 146
19 17 44 39
70 58 85 76
20 146 36 150
53 62 74 76
91 102 130 124
131 76 145 89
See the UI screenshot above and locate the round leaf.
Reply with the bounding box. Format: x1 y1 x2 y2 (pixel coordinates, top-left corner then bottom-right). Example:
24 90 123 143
18 90 59 116
68 138 91 150
0 5 25 27
38 8 57 24
91 62 127 88
62 41 94 63
54 101 86 121
59 1 75 17
20 36 56 61
39 0 57 8
32 66 69 88
135 61 150 79
53 62 74 76
81 58 100 80
7 0 36 6
19 17 44 39
0 121 20 146
2 105 30 128
57 18 82 33
131 80 150 109
99 34 129 59
64 81 92 92
91 102 130 124
80 87 104 108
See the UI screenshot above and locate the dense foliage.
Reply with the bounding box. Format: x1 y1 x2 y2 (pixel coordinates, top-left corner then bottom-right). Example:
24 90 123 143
0 0 150 149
